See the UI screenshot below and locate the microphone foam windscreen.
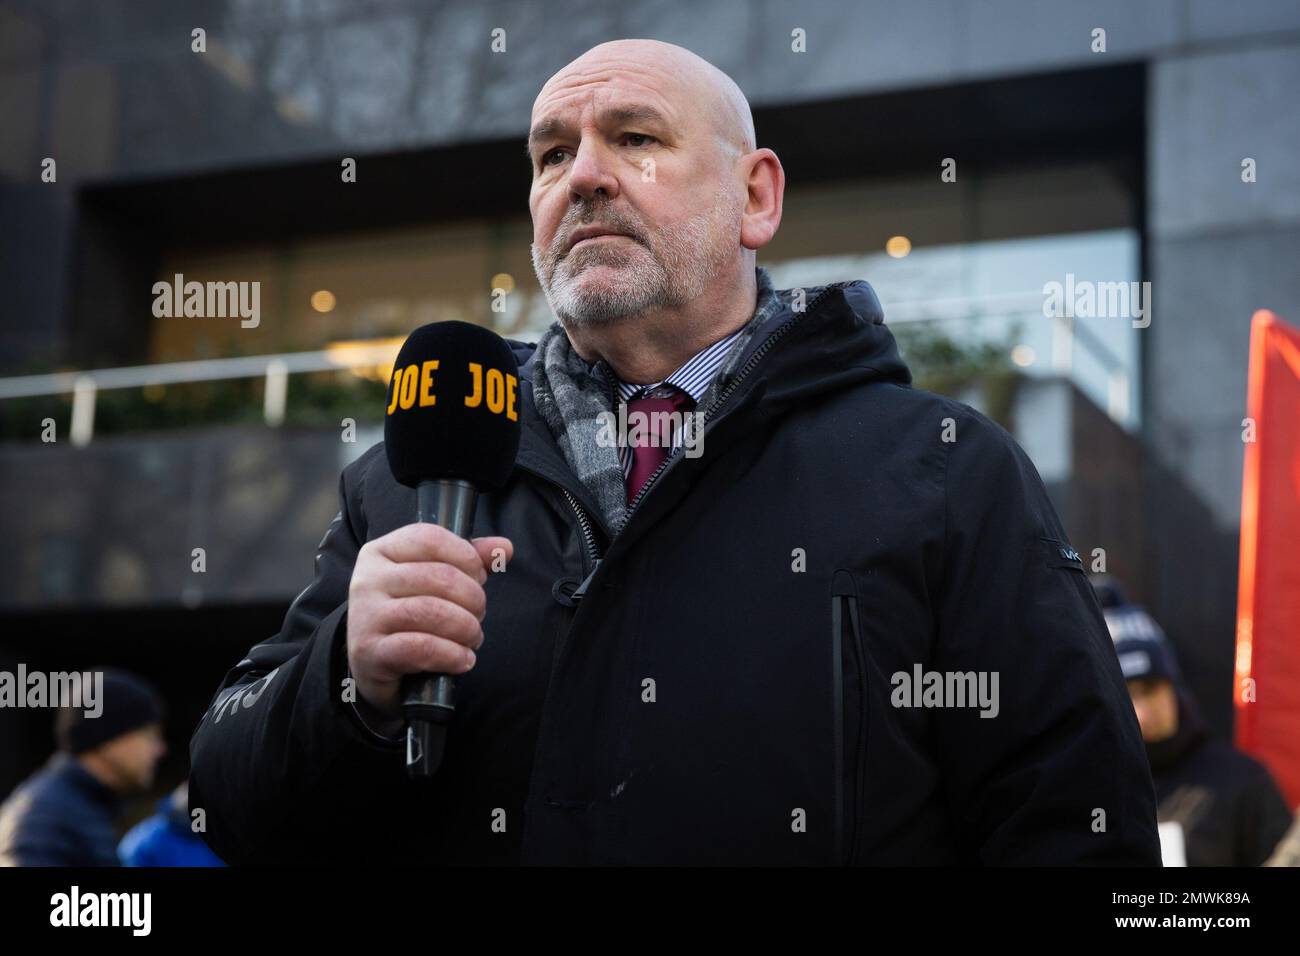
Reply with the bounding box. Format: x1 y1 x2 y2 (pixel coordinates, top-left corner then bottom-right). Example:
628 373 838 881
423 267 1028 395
383 321 522 491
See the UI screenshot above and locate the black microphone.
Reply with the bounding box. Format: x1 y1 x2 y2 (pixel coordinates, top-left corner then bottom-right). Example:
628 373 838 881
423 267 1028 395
383 321 521 779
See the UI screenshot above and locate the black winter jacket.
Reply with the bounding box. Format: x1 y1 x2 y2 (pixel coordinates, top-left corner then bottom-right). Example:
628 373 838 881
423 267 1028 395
189 279 1161 865
1148 690 1294 866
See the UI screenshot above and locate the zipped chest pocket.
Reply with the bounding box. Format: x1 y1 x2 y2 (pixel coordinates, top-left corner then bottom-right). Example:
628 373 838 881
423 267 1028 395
831 570 868 866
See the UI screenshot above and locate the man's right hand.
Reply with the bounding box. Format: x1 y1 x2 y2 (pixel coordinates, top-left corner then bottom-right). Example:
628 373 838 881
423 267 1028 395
346 523 513 719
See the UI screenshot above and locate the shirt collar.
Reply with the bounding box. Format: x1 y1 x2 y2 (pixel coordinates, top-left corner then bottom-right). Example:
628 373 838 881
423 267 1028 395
572 265 780 404
614 325 747 403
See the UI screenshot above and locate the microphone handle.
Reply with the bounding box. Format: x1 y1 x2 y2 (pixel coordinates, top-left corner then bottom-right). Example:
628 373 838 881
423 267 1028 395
402 478 478 779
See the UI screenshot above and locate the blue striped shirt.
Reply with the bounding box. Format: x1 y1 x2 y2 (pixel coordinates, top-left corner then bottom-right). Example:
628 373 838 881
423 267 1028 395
614 326 745 477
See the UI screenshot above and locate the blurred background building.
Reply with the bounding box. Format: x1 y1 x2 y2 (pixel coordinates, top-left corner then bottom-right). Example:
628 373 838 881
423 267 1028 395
1 0 1298 805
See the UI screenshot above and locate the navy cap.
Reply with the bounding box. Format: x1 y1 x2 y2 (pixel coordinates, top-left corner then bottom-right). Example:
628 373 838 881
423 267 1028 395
1112 629 1179 684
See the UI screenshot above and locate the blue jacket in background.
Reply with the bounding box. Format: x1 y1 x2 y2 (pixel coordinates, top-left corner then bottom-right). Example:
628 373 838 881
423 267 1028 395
119 795 225 867
0 753 122 866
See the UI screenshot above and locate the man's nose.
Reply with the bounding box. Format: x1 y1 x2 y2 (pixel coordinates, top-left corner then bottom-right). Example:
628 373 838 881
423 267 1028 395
567 139 620 202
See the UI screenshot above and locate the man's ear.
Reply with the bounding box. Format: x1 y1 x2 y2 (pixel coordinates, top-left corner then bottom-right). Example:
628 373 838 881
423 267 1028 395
739 148 784 250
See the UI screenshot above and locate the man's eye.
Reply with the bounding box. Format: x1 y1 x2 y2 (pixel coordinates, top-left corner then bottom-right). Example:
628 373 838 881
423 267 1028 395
624 133 656 148
541 148 568 167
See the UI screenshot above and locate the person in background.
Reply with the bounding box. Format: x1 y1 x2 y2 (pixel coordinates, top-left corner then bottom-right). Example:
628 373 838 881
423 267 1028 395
1110 625 1293 866
0 669 166 866
119 780 224 866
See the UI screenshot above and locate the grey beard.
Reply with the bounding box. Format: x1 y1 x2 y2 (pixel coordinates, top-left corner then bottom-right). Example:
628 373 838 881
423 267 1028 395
531 196 740 328
532 242 676 327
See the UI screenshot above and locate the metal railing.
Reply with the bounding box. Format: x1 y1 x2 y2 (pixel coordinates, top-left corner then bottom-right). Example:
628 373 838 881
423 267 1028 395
0 340 402 446
885 290 1135 425
0 293 1140 445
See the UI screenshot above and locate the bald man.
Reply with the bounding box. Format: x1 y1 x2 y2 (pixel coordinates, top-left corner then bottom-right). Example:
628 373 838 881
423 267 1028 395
191 40 1160 865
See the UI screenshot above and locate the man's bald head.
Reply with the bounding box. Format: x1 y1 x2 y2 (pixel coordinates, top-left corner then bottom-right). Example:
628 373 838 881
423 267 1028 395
527 39 783 336
531 39 755 159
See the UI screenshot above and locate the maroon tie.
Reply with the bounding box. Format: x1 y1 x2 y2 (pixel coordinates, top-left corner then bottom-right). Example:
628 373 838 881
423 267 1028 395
624 385 696 505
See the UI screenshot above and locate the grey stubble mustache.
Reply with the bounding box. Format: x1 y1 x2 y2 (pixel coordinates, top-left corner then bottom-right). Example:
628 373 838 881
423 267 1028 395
547 200 646 268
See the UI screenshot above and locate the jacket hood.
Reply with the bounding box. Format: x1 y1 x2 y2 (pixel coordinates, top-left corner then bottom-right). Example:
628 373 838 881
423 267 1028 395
717 278 911 422
1145 685 1209 774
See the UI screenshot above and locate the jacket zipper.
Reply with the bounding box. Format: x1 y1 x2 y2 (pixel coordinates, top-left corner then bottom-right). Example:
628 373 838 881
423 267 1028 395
622 283 845 519
832 578 867 865
560 487 602 602
832 594 846 864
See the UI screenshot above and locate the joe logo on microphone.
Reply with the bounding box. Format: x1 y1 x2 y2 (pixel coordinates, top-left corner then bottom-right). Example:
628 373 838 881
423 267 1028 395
386 357 519 422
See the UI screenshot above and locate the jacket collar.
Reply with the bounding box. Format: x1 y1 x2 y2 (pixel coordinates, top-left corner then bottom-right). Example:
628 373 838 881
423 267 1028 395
509 273 911 544
1145 687 1210 774
49 751 123 812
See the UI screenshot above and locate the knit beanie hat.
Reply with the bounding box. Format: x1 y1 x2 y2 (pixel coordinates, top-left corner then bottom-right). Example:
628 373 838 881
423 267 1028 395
55 669 164 754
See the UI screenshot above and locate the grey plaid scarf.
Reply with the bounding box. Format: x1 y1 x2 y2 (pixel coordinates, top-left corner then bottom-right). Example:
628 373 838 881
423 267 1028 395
531 266 785 537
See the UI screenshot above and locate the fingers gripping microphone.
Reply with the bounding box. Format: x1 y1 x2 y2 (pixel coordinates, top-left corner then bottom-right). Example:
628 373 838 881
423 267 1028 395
383 321 521 779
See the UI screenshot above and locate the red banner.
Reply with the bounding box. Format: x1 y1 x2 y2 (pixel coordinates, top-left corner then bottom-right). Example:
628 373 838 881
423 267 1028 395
1235 309 1300 809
